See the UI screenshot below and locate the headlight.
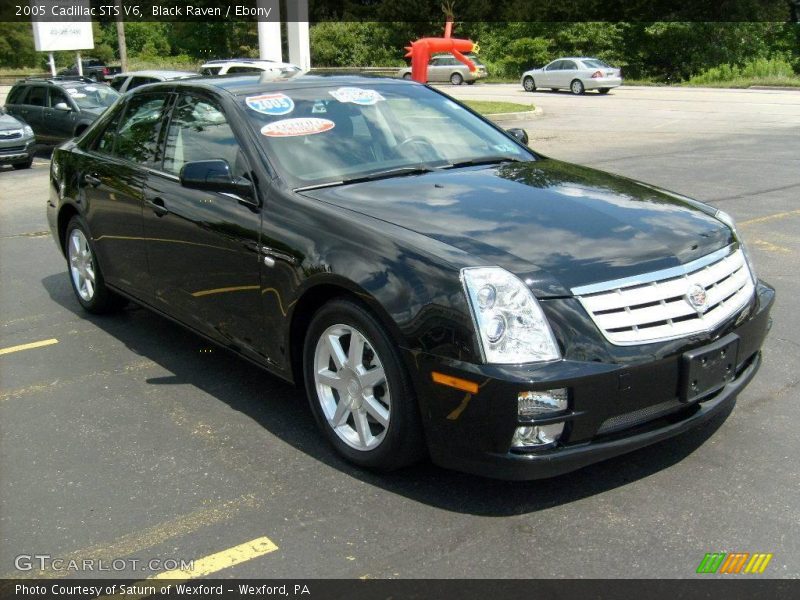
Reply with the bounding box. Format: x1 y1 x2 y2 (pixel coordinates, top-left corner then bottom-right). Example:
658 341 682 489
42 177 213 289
461 267 560 364
23 125 34 138
716 209 757 284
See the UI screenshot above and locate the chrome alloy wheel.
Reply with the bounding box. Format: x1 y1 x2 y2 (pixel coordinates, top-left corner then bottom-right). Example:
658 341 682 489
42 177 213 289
313 324 391 451
68 228 96 302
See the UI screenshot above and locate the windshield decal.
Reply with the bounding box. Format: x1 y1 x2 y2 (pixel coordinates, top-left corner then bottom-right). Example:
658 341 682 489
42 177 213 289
84 85 97 91
65 88 79 95
261 118 335 137
328 87 385 106
245 93 295 116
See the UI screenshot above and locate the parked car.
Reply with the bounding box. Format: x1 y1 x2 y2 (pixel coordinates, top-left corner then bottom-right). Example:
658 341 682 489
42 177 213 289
110 70 198 93
521 57 622 94
4 77 120 145
199 59 302 78
47 75 773 480
398 53 487 85
58 58 122 82
0 107 36 170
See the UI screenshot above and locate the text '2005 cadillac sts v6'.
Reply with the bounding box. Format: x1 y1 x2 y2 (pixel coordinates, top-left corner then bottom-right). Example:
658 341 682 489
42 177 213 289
47 74 774 479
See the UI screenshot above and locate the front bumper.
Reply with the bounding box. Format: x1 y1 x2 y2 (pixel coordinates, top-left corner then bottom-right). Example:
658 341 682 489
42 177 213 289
0 138 35 165
404 281 774 480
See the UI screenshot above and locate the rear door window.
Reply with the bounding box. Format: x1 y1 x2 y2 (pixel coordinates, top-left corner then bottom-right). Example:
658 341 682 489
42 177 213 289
128 77 157 90
114 94 170 165
26 86 47 106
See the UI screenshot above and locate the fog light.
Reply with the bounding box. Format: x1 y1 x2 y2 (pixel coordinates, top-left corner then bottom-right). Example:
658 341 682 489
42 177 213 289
511 423 564 448
518 389 567 416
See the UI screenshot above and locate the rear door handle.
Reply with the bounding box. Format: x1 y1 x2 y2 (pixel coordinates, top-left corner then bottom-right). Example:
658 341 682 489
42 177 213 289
145 197 169 217
83 173 101 187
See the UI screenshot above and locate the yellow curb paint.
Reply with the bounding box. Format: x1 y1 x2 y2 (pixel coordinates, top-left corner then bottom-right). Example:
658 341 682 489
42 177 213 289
0 338 58 356
149 536 278 580
739 209 800 228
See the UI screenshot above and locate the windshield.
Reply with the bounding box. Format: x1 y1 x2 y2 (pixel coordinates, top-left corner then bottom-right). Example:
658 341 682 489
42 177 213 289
66 84 120 110
239 83 534 188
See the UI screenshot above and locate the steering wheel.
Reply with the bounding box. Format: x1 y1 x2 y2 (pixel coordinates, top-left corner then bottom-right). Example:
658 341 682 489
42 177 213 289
396 135 443 161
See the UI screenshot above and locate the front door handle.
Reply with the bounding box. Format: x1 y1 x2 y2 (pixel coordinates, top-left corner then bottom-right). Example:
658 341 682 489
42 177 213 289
83 173 101 187
145 197 169 217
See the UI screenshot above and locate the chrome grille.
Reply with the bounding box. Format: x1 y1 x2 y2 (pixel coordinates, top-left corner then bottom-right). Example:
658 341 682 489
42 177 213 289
572 245 754 345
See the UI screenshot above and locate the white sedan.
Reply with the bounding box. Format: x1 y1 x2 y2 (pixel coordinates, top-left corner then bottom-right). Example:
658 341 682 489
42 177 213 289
521 57 622 95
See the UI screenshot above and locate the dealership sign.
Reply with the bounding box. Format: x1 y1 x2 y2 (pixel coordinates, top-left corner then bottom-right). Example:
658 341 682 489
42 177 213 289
31 1 94 52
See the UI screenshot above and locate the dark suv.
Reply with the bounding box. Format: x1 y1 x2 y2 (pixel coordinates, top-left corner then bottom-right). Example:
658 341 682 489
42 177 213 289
4 77 120 145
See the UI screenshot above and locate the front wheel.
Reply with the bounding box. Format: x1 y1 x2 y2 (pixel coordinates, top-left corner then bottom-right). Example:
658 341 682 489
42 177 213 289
450 72 464 85
13 159 33 170
402 73 412 80
570 79 585 95
303 299 425 471
523 76 536 92
65 216 127 314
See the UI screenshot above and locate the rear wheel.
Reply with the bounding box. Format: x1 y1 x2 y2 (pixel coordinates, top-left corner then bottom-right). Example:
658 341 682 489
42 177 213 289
303 299 425 471
65 216 127 314
450 72 464 85
402 73 412 80
523 76 536 92
570 79 585 95
598 88 610 94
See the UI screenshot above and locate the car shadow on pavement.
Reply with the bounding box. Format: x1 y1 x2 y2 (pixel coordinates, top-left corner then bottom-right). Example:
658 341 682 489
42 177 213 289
42 273 733 517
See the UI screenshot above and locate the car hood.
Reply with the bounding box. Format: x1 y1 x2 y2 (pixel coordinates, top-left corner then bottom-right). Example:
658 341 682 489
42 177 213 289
0 112 25 130
302 159 732 297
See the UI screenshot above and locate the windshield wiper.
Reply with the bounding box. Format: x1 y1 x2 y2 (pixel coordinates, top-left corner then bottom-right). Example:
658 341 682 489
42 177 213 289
443 156 524 169
294 165 436 192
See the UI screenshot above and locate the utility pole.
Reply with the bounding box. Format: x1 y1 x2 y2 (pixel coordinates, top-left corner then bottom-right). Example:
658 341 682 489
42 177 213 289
116 0 128 72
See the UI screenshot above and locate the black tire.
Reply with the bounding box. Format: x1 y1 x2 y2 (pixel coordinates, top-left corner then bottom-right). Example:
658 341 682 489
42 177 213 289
402 73 412 80
303 299 426 471
450 72 464 85
598 88 611 94
12 159 33 170
570 79 585 95
523 76 536 92
64 215 127 314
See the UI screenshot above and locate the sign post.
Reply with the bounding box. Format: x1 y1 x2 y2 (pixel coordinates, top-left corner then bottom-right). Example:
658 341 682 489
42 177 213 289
31 0 94 75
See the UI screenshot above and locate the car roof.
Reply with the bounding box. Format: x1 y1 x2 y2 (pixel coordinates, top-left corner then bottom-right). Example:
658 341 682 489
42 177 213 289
16 76 98 87
116 70 197 78
201 59 298 69
139 73 408 97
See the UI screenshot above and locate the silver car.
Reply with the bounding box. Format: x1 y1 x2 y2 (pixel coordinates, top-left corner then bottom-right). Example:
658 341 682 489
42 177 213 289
521 57 622 95
110 70 197 93
398 54 488 85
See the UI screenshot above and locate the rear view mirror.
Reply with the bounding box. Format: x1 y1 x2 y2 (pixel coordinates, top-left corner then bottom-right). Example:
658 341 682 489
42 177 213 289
506 128 529 145
179 159 256 204
54 102 71 111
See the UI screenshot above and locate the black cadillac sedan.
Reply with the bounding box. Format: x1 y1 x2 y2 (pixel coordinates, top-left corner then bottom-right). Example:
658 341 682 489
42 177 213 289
47 74 774 479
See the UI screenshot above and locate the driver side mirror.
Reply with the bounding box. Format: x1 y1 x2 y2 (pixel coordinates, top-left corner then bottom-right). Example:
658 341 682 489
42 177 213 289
506 128 528 145
54 102 71 111
179 159 257 205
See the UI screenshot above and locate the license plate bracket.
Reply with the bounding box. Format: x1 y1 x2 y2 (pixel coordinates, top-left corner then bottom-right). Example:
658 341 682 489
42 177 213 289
679 334 740 403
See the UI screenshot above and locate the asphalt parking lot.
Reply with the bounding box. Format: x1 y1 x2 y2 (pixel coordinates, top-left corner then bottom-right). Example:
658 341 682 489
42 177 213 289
1 84 799 580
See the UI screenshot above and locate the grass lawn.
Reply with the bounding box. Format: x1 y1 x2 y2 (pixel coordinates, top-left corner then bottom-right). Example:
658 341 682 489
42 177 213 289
463 100 536 114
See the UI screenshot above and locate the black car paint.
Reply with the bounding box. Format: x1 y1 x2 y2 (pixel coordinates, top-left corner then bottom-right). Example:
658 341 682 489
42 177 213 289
47 75 774 479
